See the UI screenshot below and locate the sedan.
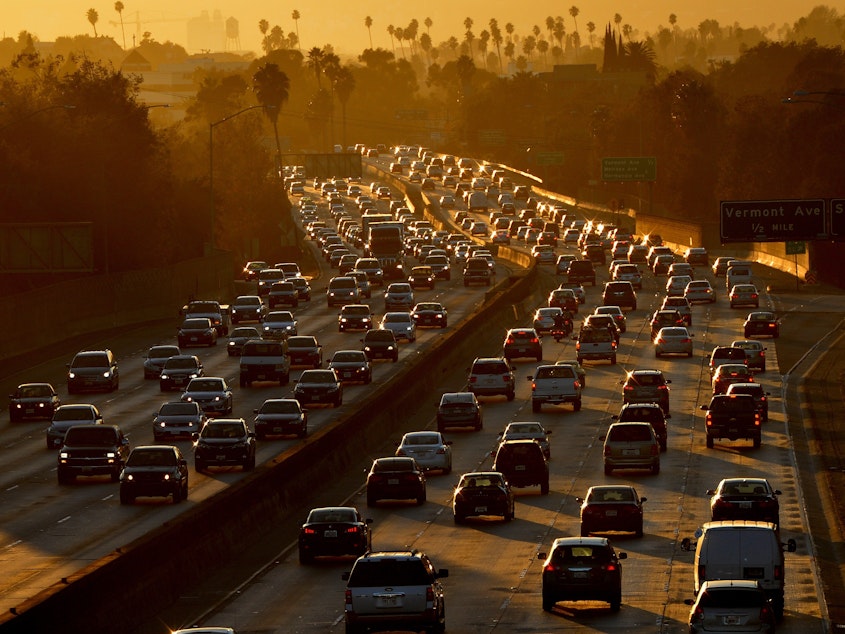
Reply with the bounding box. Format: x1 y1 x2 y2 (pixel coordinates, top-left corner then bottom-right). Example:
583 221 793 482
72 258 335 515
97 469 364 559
159 354 204 391
327 350 373 384
578 485 646 537
594 305 626 333
411 302 448 328
366 456 426 506
654 326 694 358
379 312 417 342
729 284 760 308
8 382 60 422
711 363 754 395
396 431 453 473
707 477 781 527
143 345 181 379
685 279 716 303
262 311 298 339
533 306 564 334
731 339 767 372
152 401 207 441
384 283 415 310
452 471 514 523
298 506 372 564
532 244 556 264
685 580 776 634
294 369 343 407
46 404 104 449
547 288 578 312
177 318 218 348
119 445 189 504
286 335 323 368
181 377 233 415
498 421 552 459
227 327 261 357
253 397 308 439
743 311 780 338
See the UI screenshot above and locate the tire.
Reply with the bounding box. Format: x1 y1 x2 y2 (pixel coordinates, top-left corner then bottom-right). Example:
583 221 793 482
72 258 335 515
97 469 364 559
120 490 134 505
635 522 644 538
453 513 464 525
542 594 556 612
541 478 550 495
609 593 622 612
244 455 256 471
706 435 714 448
281 372 290 386
753 435 762 449
652 461 660 475
506 390 515 402
532 400 541 413
604 463 613 475
195 460 206 474
366 491 376 507
240 376 248 388
580 524 590 537
655 350 661 358
475 419 483 431
574 399 582 412
172 483 183 503
111 466 121 482
298 548 313 565
57 470 74 485
298 427 308 438
611 355 617 365
417 490 426 505
256 430 266 441
577 357 583 364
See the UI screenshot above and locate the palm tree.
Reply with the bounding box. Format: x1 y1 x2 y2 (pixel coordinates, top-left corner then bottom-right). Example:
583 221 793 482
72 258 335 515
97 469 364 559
252 63 290 161
448 36 459 58
523 35 537 62
465 30 475 60
622 24 633 41
545 16 555 41
291 10 301 50
395 26 406 59
87 8 99 37
586 21 596 47
387 25 396 54
420 32 432 65
333 66 356 148
490 19 503 73
464 17 474 33
306 46 325 87
553 18 566 50
505 23 514 40
478 30 490 68
614 13 622 36
425 17 432 35
504 40 515 67
455 54 475 98
569 6 580 57
537 39 549 68
114 2 126 49
623 40 657 82
364 16 373 49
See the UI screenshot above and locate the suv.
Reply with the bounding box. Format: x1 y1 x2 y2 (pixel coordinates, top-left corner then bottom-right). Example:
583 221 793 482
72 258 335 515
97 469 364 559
708 346 748 376
57 424 130 484
8 382 60 422
502 328 543 362
436 392 483 432
67 349 119 394
119 445 189 504
540 537 626 612
492 439 550 494
701 393 762 448
602 281 637 310
193 418 256 472
342 550 448 633
650 309 685 338
467 357 515 401
463 256 492 286
612 402 668 451
575 327 617 365
621 369 671 414
566 259 597 286
731 339 767 372
603 421 661 474
362 328 399 362
327 276 361 307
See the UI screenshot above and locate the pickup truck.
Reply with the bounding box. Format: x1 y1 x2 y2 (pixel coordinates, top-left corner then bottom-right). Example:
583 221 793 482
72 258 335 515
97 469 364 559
528 364 582 412
701 393 761 448
239 339 290 387
57 424 130 484
183 300 230 336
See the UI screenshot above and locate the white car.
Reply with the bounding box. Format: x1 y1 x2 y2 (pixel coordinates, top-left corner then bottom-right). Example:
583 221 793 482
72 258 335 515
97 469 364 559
685 279 716 303
666 275 692 297
654 326 694 357
531 244 556 264
395 431 452 473
379 311 417 342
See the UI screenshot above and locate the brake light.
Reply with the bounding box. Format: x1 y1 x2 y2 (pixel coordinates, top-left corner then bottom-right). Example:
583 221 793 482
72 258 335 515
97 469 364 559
603 563 618 572
774 564 783 580
469 376 478 384
426 587 435 601
531 382 537 391
760 604 774 622
544 562 558 572
698 564 706 580
345 589 353 609
303 527 317 534
754 413 762 427
345 526 360 534
705 413 713 427
658 385 668 391
574 381 581 390
624 386 634 392
691 605 704 622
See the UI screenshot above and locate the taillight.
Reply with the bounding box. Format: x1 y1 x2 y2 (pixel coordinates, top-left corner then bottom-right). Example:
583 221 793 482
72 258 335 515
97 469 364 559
397 449 407 456
303 527 317 534
531 382 537 391
754 413 762 427
603 563 618 572
691 605 704 622
436 447 447 454
760 604 774 622
705 413 713 427
469 376 478 384
345 526 360 534
345 589 353 608
658 385 668 391
698 564 706 580
774 564 783 580
574 381 581 389
426 587 434 601
624 385 634 392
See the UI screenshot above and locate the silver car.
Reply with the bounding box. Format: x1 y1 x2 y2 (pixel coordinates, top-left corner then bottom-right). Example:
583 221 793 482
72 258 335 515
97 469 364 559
384 283 415 310
262 311 298 338
685 579 776 633
498 421 552 459
654 326 694 358
379 311 417 342
685 279 717 303
395 431 452 473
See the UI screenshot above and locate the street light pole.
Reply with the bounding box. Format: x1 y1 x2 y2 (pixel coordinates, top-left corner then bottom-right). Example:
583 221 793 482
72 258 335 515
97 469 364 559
208 104 273 252
0 104 76 133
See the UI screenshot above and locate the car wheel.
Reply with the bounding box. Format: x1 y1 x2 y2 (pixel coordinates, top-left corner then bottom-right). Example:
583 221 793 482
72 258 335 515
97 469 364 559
195 460 206 474
281 372 290 386
576 357 583 364
753 435 762 449
542 594 556 612
635 522 644 538
299 548 314 565
655 350 661 358
532 400 541 413
574 399 582 412
240 376 248 388
453 513 464 525
299 426 308 438
706 435 714 448
119 490 134 505
609 592 622 612
541 478 550 495
244 455 256 471
57 470 74 485
256 430 266 441
604 463 613 475
506 390 515 402
416 490 426 505
651 462 660 475
536 353 542 362
366 491 377 507
611 355 617 365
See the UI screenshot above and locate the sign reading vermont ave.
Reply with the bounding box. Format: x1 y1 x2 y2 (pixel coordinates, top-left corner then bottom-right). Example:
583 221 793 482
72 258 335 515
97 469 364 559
601 157 656 182
719 199 827 243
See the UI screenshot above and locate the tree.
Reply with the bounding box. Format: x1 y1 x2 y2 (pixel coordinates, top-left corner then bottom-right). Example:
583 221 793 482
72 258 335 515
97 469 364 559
490 19 504 73
623 40 657 82
114 2 126 49
365 16 373 49
553 17 566 50
420 32 432 65
425 17 432 35
87 8 99 37
465 30 475 61
291 10 301 50
252 62 290 162
333 66 356 148
537 40 550 68
586 21 596 47
448 36 459 58
614 13 622 36
478 30 490 68
546 16 555 41
395 27 406 59
569 6 580 57
622 24 633 41
387 25 396 55
306 46 325 87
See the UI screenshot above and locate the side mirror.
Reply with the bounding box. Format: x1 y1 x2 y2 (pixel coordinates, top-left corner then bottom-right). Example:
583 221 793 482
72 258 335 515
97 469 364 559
680 537 692 551
684 599 695 606
784 538 797 553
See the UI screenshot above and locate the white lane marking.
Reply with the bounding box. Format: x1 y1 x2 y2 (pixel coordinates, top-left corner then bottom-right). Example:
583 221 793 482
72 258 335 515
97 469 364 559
58 516 71 524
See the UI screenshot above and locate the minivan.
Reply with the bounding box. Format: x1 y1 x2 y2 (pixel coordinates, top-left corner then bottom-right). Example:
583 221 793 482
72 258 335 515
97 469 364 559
681 521 797 619
726 262 754 290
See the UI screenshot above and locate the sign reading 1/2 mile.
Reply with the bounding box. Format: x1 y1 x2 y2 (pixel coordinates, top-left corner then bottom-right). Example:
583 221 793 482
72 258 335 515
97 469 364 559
719 199 826 243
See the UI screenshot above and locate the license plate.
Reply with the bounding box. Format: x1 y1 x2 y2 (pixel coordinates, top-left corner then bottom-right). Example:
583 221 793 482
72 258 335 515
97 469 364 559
272 427 283 433
343 371 353 378
25 408 34 414
723 616 740 625
515 465 526 471
190 337 198 342
622 449 639 456
605 510 617 516
739 501 753 509
573 571 588 579
475 506 487 513
323 530 337 538
216 454 226 460
388 478 399 485
376 596 399 608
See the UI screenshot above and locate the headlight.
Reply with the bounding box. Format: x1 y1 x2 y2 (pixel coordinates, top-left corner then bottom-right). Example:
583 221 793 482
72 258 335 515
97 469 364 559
59 451 69 459
161 374 169 380
124 474 135 481
68 372 76 379
106 452 116 459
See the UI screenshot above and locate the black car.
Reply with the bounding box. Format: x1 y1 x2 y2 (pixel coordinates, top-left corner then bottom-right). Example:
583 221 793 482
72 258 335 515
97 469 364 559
289 276 312 301
177 317 218 348
650 309 685 339
268 281 299 308
621 369 672 414
492 439 549 494
193 418 256 472
578 485 646 537
67 349 119 394
361 329 399 362
143 345 181 379
502 328 543 362
253 398 308 439
152 401 208 441
707 477 781 527
294 369 343 407
298 506 372 564
366 456 426 506
286 335 323 368
411 302 448 328
452 471 515 523
540 537 627 612
119 445 189 504
327 350 373 384
743 311 780 338
159 354 204 392
57 424 130 484
9 382 60 422
338 304 374 332
602 281 637 310
436 391 483 432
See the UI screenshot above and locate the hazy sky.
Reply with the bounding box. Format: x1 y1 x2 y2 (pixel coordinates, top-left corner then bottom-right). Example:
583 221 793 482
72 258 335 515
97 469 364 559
1 1 834 56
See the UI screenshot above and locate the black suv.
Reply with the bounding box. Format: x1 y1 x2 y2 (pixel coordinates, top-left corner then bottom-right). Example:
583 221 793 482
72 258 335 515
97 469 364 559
602 281 637 310
492 439 550 494
8 382 60 422
57 424 130 484
566 259 597 286
67 349 119 394
366 457 426 505
612 402 669 451
362 328 399 362
621 369 671 414
193 418 257 472
119 445 189 504
342 550 448 633
541 537 626 612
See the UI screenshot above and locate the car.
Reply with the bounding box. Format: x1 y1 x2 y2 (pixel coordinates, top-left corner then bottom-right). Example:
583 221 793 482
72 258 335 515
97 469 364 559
562 228 580 244
337 304 373 332
666 274 693 297
540 537 627 612
668 262 695 279
650 309 685 338
338 253 359 275
289 276 313 301
707 477 781 526
361 328 399 362
46 403 104 449
744 311 780 338
327 349 372 384
193 417 256 472
119 445 189 504
712 256 738 276
602 281 637 310
396 431 453 473
8 382 60 422
701 393 762 448
594 305 626 333
152 401 207 441
384 282 415 310
658 296 692 327
528 363 582 413
627 243 649 263
410 302 448 328
227 326 261 356
731 339 767 372
583 314 621 343
354 258 385 286
66 349 119 394
498 421 552 458
560 281 586 304
712 363 754 394
294 368 343 407
602 421 661 475
262 310 298 339
613 263 643 289
532 244 556 264
267 281 299 308
407 265 435 290
575 325 618 365
684 247 710 266
652 253 675 275
379 311 417 342
298 506 372 564
708 345 749 376
532 306 564 334
159 354 204 391
502 327 543 362
256 268 286 295
439 194 455 208
452 471 514 523
366 456 426 505
612 402 668 451
467 357 515 400
684 580 777 634
242 260 268 281
436 391 483 432
253 397 308 439
654 326 694 358
423 254 451 280
341 550 448 633
181 377 233 415
56 423 130 484
729 284 760 308
491 438 549 494
685 279 717 304
547 288 579 313
621 368 671 413
347 271 372 299
143 345 180 379
286 335 323 368
327 276 361 307
230 295 266 324
578 485 646 537
555 359 587 388
177 318 218 348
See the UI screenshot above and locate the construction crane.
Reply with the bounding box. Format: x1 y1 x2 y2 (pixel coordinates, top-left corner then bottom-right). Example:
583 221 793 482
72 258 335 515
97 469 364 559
108 10 187 40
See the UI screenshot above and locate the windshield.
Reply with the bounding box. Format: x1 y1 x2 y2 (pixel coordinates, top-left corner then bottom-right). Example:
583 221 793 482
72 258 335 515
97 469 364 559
259 400 300 414
203 423 246 439
159 403 197 416
332 352 365 363
128 449 176 467
72 354 109 368
53 407 94 421
187 379 223 392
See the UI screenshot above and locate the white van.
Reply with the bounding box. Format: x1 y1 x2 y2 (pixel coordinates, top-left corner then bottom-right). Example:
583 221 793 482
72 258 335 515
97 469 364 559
681 520 796 618
726 262 753 290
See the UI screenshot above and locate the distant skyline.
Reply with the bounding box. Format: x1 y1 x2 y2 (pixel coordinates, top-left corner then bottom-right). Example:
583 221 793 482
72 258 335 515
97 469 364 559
1 1 837 57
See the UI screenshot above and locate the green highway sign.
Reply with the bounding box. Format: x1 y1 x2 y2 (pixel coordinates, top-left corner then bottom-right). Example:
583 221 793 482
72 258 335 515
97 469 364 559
535 151 565 166
785 241 806 255
479 129 506 146
601 157 657 182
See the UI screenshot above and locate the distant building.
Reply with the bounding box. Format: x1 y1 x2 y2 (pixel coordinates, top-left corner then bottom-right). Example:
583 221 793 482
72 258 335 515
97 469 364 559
187 10 226 53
